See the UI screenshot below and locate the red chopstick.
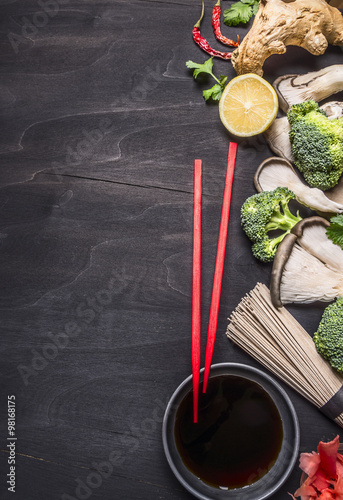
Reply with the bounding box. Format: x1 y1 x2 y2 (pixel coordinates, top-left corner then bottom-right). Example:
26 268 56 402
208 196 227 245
192 159 202 423
203 142 238 393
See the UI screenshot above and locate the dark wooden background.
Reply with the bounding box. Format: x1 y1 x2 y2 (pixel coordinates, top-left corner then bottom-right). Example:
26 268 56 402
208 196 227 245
0 1 342 499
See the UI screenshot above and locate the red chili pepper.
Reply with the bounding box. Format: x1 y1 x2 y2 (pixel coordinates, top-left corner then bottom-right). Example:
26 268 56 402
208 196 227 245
193 0 232 60
212 0 239 47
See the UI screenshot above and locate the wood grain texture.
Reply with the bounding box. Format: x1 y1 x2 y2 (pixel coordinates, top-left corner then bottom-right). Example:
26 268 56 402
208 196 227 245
0 0 342 499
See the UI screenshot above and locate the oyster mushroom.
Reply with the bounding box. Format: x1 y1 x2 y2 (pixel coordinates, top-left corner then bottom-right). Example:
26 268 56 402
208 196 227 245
264 116 294 162
294 217 343 273
270 217 343 307
254 157 343 214
265 101 343 161
321 100 343 119
273 65 343 113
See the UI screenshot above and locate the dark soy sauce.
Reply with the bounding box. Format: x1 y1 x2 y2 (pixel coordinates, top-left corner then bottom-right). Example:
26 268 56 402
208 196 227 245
174 375 283 489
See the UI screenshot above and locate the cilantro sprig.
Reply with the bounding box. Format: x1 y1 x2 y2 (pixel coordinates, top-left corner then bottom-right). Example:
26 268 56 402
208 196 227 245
223 0 259 26
186 57 228 101
327 215 343 249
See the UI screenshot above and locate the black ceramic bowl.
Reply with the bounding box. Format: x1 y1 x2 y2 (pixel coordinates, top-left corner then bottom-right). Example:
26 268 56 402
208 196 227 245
162 363 300 500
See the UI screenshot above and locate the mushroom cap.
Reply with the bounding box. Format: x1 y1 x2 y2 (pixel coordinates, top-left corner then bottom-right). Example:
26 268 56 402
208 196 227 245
255 157 303 193
278 244 343 305
321 101 343 119
270 216 343 307
273 65 343 113
254 157 343 214
295 218 343 273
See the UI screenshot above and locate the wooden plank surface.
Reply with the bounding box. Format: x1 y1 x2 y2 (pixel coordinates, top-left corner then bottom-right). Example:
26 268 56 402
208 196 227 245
0 1 342 499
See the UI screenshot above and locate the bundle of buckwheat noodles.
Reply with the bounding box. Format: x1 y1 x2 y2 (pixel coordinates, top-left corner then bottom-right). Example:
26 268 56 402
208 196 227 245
227 283 343 427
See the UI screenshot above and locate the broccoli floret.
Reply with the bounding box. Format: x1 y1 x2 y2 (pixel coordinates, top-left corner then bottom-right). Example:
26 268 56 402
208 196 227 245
241 187 302 262
251 233 286 262
288 100 343 191
287 100 326 126
313 297 343 374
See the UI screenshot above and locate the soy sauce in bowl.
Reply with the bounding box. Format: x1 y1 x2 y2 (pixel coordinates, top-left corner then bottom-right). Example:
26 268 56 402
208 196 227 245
174 375 283 490
162 363 300 500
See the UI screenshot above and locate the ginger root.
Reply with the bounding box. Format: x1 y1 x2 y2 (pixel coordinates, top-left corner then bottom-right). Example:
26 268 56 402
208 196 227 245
231 0 343 76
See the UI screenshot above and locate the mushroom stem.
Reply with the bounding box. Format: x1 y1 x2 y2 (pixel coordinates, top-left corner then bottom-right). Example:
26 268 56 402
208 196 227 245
270 232 297 308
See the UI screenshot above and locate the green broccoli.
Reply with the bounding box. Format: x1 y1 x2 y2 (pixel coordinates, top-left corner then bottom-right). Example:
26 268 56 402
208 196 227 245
313 297 343 374
287 99 326 125
251 233 287 262
288 100 343 191
241 187 302 262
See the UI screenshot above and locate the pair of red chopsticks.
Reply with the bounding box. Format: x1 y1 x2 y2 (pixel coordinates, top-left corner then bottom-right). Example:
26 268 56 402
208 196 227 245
192 142 238 423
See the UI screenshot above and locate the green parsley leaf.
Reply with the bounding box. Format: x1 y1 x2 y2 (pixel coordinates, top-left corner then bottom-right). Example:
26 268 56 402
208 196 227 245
203 84 223 101
186 58 214 79
203 75 228 101
186 58 228 102
252 1 259 14
223 0 259 26
224 3 252 26
327 215 343 249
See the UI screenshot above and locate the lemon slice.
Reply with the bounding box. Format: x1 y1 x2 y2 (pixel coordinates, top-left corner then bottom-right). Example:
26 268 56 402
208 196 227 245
219 74 278 137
